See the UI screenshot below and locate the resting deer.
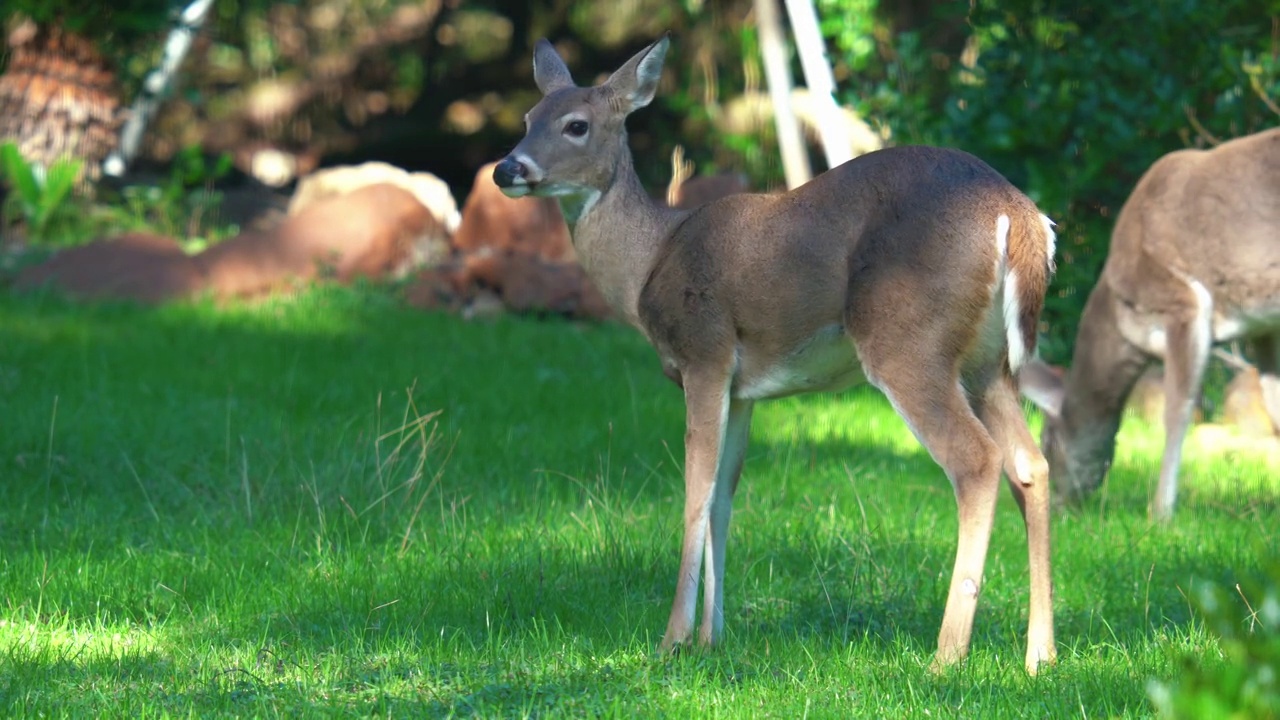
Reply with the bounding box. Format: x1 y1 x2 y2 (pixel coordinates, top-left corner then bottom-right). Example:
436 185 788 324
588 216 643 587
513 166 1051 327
1019 127 1280 521
493 36 1059 673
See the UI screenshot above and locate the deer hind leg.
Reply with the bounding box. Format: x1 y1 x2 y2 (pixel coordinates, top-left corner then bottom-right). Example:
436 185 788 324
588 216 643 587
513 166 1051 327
856 353 1005 672
699 399 754 646
1251 335 1280 434
660 367 734 653
973 374 1057 674
1152 281 1214 522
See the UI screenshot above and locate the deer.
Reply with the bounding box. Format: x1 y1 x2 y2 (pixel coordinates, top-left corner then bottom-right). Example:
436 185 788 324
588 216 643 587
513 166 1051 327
1019 127 1280 522
492 35 1059 673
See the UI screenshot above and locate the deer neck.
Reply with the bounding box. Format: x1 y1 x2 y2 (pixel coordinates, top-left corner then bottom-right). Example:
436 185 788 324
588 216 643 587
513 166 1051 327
1060 281 1151 472
558 145 687 329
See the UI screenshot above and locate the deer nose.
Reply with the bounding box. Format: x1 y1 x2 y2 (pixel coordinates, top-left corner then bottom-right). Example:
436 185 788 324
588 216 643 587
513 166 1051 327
493 156 529 188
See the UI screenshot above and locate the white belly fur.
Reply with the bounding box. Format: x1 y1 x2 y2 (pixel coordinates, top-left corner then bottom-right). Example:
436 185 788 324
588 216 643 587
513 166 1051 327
733 324 867 401
1117 294 1280 355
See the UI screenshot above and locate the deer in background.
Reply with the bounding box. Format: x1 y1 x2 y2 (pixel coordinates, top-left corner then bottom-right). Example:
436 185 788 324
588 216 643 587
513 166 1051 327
1019 127 1280 521
664 144 751 210
493 35 1059 673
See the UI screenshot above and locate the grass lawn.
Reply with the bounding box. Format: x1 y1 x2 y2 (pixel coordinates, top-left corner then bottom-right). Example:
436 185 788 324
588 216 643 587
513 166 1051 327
0 284 1276 718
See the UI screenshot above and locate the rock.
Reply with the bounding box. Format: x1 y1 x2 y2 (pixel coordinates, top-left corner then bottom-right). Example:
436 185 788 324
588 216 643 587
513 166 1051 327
403 260 475 312
1126 366 1168 424
289 161 461 235
462 289 507 321
201 182 442 298
403 249 611 322
14 232 206 303
716 88 888 158
451 161 574 262
1222 366 1279 437
1263 374 1280 435
496 252 610 320
1127 365 1211 426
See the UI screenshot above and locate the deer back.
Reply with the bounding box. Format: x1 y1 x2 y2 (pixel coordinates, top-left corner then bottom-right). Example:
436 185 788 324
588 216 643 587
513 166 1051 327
1104 127 1280 323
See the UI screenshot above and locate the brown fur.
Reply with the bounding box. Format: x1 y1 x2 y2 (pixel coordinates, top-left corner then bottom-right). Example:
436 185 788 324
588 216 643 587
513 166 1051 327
1019 127 1280 520
498 36 1059 673
1009 211 1052 365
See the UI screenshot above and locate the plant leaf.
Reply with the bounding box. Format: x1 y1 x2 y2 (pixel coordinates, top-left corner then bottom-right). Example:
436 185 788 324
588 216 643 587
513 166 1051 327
33 158 83 233
0 142 42 217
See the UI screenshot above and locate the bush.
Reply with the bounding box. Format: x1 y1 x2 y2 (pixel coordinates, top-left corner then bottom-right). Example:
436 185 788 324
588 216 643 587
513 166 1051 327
822 0 1280 362
1147 565 1280 718
938 0 1279 362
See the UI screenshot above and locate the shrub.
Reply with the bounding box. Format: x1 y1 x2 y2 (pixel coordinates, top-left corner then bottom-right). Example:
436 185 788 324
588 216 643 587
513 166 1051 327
1147 565 1280 718
823 0 1280 362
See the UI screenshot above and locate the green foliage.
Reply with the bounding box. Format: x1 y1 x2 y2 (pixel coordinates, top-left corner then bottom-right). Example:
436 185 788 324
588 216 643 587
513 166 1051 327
818 0 1280 363
115 144 238 252
1148 566 1280 718
817 0 959 142
930 0 1280 362
0 140 237 251
0 142 84 244
4 0 173 54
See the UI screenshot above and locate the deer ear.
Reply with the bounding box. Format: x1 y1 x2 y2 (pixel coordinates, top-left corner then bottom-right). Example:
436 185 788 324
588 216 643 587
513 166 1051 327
1018 359 1066 418
533 38 575 95
604 34 670 113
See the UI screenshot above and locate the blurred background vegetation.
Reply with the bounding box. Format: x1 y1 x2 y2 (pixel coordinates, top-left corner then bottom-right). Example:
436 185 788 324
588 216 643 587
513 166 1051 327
1 0 1278 360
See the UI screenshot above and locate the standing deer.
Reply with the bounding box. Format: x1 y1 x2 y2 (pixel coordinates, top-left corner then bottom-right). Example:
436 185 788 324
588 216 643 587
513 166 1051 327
1019 127 1280 521
493 36 1059 673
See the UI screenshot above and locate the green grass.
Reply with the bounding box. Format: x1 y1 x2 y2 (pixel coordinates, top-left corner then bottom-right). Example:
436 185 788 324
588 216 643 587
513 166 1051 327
0 284 1276 718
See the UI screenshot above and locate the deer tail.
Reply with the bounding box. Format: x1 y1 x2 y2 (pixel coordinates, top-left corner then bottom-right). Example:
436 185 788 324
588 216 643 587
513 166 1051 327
998 210 1057 373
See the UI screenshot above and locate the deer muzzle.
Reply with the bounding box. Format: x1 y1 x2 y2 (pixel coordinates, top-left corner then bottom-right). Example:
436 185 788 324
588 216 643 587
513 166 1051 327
493 156 537 197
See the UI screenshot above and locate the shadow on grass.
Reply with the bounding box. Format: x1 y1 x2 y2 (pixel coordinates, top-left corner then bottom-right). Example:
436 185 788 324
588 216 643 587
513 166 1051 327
2 286 1275 717
0 622 1164 718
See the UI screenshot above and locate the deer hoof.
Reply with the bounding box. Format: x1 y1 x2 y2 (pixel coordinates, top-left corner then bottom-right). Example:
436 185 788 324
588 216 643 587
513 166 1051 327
1024 646 1058 676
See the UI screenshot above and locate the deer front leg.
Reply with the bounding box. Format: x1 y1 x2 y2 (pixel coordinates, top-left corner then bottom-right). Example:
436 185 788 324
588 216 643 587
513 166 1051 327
660 370 733 653
700 399 754 646
1152 291 1213 521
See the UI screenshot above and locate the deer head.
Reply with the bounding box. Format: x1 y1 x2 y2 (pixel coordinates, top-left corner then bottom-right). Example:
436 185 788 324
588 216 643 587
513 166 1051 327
493 36 669 221
1019 359 1115 503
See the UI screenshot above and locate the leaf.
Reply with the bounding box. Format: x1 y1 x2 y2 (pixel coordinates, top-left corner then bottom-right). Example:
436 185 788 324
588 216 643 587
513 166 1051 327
32 158 83 233
0 142 42 217
211 152 234 181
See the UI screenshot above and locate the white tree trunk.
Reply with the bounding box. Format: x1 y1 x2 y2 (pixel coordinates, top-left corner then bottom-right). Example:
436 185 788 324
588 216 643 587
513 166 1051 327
103 0 218 178
754 0 811 189
783 0 853 170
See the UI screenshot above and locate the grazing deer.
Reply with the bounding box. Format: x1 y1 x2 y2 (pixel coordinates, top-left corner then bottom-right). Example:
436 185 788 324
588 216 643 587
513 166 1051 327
493 36 1059 673
1019 127 1280 521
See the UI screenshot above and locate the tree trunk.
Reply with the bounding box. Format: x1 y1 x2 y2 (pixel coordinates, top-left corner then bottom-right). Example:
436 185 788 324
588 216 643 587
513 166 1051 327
753 0 811 190
0 18 122 186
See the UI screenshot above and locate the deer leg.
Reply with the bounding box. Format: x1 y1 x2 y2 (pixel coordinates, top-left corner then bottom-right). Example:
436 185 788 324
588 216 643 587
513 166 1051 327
660 369 733 653
1251 335 1280 434
1152 291 1213 521
974 375 1057 674
699 399 754 646
865 364 1005 672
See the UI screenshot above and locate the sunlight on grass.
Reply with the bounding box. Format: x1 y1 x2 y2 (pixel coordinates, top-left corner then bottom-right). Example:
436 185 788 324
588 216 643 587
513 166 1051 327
753 388 924 456
0 286 1275 717
0 618 162 661
1114 411 1280 506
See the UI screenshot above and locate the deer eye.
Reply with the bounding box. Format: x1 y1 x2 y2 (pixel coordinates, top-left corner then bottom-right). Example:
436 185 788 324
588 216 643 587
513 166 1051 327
564 120 589 138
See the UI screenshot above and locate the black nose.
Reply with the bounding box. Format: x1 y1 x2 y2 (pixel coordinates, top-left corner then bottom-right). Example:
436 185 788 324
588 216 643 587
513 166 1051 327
493 157 527 187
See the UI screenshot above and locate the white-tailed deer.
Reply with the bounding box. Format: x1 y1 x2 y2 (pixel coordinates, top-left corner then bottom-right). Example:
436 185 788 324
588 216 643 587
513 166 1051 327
1019 127 1280 521
493 36 1059 673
